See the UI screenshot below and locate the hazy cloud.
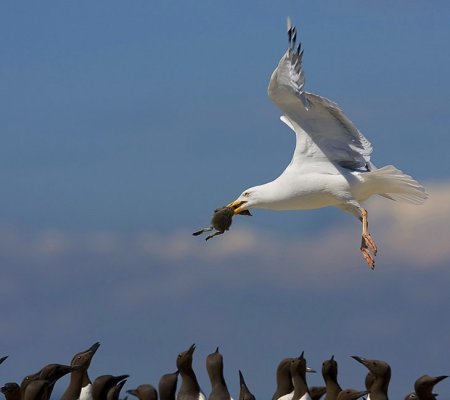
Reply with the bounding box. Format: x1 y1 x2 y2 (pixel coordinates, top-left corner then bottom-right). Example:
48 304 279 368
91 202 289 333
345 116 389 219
0 183 449 305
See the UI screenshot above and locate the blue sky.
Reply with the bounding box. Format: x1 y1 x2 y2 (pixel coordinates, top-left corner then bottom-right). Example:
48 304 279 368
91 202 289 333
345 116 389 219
0 1 449 399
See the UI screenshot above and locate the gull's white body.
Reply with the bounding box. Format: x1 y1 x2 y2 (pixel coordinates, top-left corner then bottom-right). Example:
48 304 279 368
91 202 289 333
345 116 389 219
249 162 358 211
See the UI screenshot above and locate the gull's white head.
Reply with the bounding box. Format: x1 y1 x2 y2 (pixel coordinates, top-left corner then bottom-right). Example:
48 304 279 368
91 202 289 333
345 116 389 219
227 185 269 214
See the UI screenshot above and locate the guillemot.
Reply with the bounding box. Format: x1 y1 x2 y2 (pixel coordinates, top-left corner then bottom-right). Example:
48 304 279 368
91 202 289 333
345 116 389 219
206 347 232 400
1 383 21 400
322 356 342 400
106 379 127 400
159 371 179 400
351 356 390 400
127 384 158 400
60 342 101 400
92 374 129 400
291 352 312 400
414 374 448 400
176 344 206 400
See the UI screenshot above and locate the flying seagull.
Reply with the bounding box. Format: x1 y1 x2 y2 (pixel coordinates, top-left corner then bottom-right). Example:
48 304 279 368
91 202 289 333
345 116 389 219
227 18 427 268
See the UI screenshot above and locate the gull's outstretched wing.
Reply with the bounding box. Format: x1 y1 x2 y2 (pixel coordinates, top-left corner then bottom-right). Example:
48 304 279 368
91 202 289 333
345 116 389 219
268 18 373 170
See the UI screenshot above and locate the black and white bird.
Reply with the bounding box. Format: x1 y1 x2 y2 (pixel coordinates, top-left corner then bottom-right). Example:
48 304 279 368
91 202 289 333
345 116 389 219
127 384 158 400
61 342 101 400
290 353 312 400
92 374 129 400
352 356 390 400
159 371 179 400
176 344 206 400
206 348 232 400
273 356 315 400
321 356 342 400
272 357 296 400
404 374 448 400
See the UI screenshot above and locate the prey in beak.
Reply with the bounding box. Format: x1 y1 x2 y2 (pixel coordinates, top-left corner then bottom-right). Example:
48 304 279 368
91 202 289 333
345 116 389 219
193 204 251 241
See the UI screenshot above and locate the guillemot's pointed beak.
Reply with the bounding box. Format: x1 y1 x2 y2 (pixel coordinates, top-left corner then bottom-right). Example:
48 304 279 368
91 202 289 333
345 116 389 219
187 343 196 355
226 200 250 215
239 370 245 386
351 355 366 365
351 355 375 372
87 342 100 356
433 375 448 384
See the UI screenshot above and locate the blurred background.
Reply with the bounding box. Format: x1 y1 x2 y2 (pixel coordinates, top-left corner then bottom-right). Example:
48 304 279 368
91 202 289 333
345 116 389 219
0 1 449 399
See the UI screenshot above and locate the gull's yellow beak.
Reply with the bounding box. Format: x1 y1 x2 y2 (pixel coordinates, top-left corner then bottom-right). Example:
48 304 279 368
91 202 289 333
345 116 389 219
226 200 248 215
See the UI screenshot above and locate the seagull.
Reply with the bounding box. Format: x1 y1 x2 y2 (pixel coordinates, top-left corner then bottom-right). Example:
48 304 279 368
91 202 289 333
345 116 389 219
227 17 428 268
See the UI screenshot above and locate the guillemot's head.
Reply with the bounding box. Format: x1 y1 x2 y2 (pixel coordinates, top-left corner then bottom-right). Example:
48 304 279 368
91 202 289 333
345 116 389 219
176 343 196 370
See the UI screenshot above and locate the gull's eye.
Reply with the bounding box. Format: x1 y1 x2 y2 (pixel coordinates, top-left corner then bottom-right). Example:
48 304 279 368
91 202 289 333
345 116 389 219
243 192 250 197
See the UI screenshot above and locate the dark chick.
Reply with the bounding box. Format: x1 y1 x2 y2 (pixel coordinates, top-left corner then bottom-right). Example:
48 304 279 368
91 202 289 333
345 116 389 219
193 207 251 241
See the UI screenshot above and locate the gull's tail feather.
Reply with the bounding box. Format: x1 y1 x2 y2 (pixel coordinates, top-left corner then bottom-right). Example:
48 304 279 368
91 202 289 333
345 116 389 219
368 165 428 204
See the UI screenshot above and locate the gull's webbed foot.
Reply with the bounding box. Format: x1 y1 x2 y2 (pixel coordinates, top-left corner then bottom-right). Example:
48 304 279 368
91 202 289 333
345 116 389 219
363 232 377 255
358 207 378 269
360 246 375 269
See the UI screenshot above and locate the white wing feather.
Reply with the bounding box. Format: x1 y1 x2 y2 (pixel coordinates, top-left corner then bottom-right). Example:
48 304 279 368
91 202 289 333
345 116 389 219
268 19 373 170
